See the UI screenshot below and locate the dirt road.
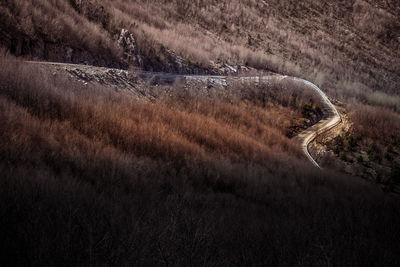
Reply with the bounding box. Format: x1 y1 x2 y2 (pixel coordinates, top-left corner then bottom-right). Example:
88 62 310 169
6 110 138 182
27 61 341 168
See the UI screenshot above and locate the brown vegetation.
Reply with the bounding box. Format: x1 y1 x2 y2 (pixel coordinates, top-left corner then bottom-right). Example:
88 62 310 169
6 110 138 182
1 0 399 100
340 105 400 186
1 54 400 266
1 0 400 263
0 0 122 66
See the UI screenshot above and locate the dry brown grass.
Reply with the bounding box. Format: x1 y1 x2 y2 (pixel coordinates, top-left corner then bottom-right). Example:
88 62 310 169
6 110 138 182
106 0 400 97
0 0 122 66
1 53 400 266
0 58 304 169
2 0 399 106
351 104 400 144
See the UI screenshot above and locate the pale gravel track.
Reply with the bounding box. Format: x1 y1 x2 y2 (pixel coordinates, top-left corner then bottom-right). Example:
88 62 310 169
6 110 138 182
27 61 341 168
288 77 341 169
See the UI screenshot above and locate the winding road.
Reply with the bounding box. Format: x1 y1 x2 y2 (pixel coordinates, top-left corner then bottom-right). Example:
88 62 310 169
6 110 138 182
180 74 342 169
28 61 341 168
289 77 341 168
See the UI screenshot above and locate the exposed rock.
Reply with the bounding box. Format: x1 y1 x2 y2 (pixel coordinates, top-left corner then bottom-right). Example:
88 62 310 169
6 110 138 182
214 62 253 75
116 29 252 76
118 29 142 66
164 49 186 73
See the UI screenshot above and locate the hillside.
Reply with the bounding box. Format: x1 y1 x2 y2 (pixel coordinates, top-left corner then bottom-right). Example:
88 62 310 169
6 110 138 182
1 55 399 266
1 1 399 93
1 0 400 266
2 0 399 196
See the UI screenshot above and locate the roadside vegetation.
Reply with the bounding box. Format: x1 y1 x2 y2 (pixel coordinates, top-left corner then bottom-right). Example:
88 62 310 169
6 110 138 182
1 1 399 171
1 54 400 266
1 0 399 94
320 104 400 191
1 0 400 264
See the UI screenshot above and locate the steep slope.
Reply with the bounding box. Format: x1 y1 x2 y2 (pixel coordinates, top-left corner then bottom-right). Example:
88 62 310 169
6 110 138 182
1 0 399 96
1 56 399 266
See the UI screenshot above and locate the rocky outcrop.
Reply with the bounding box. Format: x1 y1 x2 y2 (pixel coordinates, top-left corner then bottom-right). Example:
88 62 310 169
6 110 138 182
116 29 210 74
118 29 143 66
215 63 252 75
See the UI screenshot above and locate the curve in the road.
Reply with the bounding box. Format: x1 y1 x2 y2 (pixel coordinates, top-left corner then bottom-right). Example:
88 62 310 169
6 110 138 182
27 61 341 168
183 74 342 168
287 77 341 169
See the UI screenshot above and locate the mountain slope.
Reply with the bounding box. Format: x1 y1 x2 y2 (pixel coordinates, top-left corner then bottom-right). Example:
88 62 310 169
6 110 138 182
1 0 399 96
1 56 399 266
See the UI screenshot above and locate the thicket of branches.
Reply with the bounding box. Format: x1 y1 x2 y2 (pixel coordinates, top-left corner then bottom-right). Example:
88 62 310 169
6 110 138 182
1 54 399 266
1 0 399 100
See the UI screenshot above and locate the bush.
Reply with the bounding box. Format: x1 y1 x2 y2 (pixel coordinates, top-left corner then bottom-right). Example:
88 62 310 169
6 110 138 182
1 44 400 267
